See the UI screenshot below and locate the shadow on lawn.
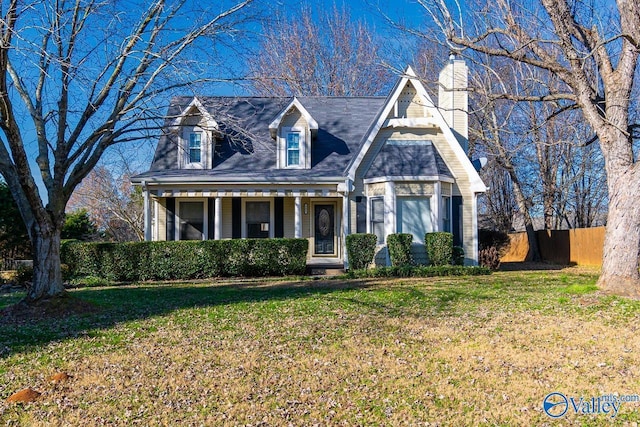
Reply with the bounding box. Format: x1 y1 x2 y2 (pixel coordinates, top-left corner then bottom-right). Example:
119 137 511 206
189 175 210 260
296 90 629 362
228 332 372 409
0 279 378 357
336 286 498 318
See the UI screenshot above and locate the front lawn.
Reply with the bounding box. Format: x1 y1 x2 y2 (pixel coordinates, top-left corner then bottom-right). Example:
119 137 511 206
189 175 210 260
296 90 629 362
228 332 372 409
1 269 639 425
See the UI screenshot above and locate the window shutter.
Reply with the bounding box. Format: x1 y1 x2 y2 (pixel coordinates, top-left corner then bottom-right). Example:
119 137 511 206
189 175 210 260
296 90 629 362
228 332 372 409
232 198 241 238
166 198 175 241
274 197 284 238
208 198 215 240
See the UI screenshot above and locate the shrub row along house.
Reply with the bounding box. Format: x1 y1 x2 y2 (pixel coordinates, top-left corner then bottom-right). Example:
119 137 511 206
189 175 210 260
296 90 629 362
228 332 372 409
131 59 487 267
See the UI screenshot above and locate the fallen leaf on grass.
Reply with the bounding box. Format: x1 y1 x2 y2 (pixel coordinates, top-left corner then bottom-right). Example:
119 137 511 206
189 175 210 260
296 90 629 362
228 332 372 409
50 372 72 383
6 388 41 403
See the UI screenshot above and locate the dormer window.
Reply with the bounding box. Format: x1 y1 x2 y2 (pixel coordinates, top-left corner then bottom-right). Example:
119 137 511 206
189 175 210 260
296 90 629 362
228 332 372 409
189 132 202 163
287 132 301 166
170 97 218 170
180 126 208 169
269 97 318 170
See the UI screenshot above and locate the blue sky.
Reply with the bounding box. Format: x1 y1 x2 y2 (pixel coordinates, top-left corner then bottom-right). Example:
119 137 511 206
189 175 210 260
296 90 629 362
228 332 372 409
20 0 436 201
206 0 433 96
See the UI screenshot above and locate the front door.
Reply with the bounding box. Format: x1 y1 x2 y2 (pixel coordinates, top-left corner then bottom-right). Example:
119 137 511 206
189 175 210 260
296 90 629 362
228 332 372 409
314 204 335 255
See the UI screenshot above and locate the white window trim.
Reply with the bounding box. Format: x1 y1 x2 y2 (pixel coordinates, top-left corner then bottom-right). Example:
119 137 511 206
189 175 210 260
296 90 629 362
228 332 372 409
280 126 306 169
241 198 274 238
180 127 210 169
175 198 208 241
286 131 301 167
368 197 385 244
188 132 202 164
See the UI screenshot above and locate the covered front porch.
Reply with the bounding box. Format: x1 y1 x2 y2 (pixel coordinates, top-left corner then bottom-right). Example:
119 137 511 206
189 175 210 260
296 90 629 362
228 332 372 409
143 183 349 266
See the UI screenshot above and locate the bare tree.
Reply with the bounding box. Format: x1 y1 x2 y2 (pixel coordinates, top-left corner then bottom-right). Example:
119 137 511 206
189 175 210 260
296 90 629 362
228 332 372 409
0 0 252 302
478 162 517 233
469 66 542 260
248 3 392 96
421 0 640 296
67 165 144 242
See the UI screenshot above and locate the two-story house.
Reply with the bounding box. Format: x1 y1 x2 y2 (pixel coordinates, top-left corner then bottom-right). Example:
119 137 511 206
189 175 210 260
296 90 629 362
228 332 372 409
131 59 487 267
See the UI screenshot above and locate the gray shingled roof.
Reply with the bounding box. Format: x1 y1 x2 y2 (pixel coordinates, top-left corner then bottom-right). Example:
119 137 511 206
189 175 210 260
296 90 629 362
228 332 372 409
365 141 454 179
134 96 388 182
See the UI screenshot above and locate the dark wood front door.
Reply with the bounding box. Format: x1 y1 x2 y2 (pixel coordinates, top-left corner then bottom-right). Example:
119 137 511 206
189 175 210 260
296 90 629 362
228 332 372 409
314 204 335 255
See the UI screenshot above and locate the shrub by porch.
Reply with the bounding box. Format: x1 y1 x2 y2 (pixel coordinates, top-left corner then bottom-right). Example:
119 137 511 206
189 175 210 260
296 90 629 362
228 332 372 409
61 238 308 281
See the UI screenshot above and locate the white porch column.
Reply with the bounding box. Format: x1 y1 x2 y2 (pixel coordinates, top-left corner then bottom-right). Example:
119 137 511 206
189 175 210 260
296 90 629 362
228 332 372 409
143 181 152 241
294 196 302 238
214 197 222 240
433 181 441 232
342 193 350 266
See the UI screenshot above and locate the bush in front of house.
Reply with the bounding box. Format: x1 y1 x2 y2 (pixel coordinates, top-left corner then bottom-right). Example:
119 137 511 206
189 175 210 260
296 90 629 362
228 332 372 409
61 238 308 281
425 232 453 266
478 229 510 254
224 238 309 277
453 246 465 266
387 233 414 266
346 265 491 278
346 234 377 270
479 246 501 271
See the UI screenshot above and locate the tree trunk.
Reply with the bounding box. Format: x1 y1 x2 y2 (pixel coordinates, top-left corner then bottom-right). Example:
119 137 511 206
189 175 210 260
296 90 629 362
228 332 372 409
26 227 65 302
597 163 640 297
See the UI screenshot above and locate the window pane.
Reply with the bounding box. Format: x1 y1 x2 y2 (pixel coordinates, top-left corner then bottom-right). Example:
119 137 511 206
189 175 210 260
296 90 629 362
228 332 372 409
189 133 201 147
373 222 385 244
189 148 201 163
287 149 299 166
180 201 204 240
372 198 384 221
397 197 432 243
189 133 202 163
246 201 270 238
287 133 299 149
370 198 385 243
442 196 451 233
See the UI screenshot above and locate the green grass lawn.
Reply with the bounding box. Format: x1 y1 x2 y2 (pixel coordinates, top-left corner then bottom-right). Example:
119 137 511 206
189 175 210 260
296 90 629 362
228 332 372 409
1 268 639 425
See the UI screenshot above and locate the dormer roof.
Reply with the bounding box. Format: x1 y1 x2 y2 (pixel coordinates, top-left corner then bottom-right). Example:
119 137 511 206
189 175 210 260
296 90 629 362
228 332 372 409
268 97 318 139
170 97 218 131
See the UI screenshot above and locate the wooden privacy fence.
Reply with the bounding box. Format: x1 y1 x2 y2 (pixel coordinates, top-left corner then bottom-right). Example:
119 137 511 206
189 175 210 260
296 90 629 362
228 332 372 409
500 226 605 266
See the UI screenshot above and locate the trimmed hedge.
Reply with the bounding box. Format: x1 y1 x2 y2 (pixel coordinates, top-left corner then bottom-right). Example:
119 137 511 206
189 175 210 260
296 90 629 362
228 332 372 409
346 265 491 278
425 232 453 266
346 234 377 270
387 233 414 266
61 238 308 281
